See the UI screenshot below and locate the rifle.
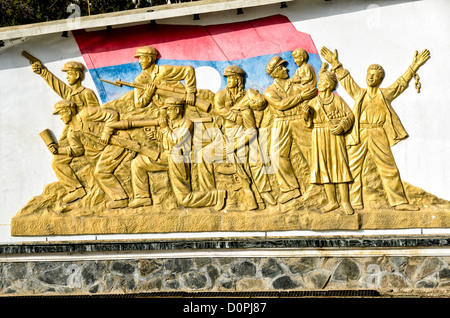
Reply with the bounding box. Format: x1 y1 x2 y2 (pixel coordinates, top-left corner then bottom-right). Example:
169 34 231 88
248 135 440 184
40 128 160 161
107 134 160 161
100 78 211 113
105 116 212 130
84 132 160 161
22 51 41 64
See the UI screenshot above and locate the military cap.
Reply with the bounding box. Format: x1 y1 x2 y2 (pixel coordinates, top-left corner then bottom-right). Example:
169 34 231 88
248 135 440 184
162 96 185 109
61 61 85 72
53 100 77 115
134 46 158 58
266 56 287 75
223 65 245 77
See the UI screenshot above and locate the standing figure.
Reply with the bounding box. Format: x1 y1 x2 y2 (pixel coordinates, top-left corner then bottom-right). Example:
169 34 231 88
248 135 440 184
206 65 276 210
48 100 129 209
303 63 354 215
32 60 100 112
320 47 430 210
130 97 226 210
264 56 316 204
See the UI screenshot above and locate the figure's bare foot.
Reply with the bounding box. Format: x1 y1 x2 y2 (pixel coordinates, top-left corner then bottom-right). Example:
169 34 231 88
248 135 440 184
394 203 420 211
321 202 339 213
341 202 355 215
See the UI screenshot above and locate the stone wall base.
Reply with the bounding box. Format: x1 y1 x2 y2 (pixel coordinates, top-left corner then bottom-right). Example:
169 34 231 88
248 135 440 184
1 255 449 297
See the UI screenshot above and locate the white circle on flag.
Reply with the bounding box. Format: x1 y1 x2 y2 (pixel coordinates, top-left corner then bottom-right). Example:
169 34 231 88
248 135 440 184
194 66 222 93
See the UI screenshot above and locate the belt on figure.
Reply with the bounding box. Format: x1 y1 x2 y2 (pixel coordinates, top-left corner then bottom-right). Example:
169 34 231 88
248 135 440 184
272 114 304 121
360 123 384 128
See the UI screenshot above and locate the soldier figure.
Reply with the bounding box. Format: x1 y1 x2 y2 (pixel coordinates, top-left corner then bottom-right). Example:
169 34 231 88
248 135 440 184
32 60 100 112
131 46 197 109
48 100 129 209
130 97 226 210
206 65 276 210
32 61 103 202
264 56 316 204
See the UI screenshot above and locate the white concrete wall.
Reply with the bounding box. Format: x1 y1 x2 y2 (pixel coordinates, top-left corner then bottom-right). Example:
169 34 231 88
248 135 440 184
0 0 449 243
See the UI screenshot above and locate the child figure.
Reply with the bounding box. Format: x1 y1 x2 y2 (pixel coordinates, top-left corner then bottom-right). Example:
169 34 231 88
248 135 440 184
303 63 355 215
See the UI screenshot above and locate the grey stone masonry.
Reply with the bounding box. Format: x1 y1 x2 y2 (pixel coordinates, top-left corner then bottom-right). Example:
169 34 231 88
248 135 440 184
0 256 449 296
1 236 449 297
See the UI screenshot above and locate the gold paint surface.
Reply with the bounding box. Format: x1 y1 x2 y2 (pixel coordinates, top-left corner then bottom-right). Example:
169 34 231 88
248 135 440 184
13 47 446 236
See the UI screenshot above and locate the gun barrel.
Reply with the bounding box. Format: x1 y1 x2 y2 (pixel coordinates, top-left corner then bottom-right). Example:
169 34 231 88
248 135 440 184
22 51 40 64
113 79 211 113
99 78 122 87
106 120 159 130
109 135 160 161
107 117 212 130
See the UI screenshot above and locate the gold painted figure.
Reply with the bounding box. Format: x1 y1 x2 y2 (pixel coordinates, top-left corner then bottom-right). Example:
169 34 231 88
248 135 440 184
30 59 103 204
320 47 430 211
204 65 276 210
131 46 197 109
48 100 129 209
32 60 100 111
292 48 317 92
303 63 354 215
15 41 444 237
130 97 227 210
264 56 316 203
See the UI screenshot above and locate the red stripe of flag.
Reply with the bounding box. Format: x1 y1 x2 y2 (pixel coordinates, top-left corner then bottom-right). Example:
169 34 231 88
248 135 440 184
73 15 317 70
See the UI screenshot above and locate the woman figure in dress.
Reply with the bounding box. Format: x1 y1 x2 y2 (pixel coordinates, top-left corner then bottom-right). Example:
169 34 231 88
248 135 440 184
303 63 355 215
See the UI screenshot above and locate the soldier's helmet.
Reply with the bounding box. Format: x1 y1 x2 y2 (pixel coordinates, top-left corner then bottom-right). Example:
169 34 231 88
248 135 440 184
266 56 287 75
162 96 185 109
53 100 77 115
134 46 159 58
223 65 245 77
61 61 85 73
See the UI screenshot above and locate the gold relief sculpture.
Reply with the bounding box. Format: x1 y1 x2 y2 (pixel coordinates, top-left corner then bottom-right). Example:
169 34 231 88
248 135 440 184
320 47 430 211
303 63 355 215
263 55 317 204
12 44 450 237
127 96 226 210
48 100 130 209
207 65 276 211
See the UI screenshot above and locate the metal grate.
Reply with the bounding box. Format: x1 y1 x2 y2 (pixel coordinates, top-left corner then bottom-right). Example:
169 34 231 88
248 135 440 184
3 289 380 298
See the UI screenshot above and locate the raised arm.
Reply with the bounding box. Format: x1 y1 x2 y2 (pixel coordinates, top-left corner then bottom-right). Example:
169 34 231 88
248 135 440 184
384 49 431 102
32 62 71 100
320 47 364 100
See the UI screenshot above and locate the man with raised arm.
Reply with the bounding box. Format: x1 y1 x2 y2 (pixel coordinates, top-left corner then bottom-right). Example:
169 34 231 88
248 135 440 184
320 46 430 211
32 60 100 111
